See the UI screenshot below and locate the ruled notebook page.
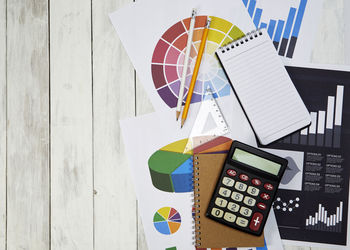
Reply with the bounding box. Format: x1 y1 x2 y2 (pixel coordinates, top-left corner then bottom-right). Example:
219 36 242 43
217 29 310 145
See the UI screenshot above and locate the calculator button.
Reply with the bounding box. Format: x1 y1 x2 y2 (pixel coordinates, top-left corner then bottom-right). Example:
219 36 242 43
224 212 236 223
252 178 262 186
234 182 247 192
222 177 235 187
243 196 256 207
249 212 263 231
219 187 231 197
240 206 252 217
260 193 271 200
236 217 249 227
264 183 274 191
227 202 240 212
239 174 249 181
211 208 224 218
257 202 267 210
247 186 259 196
231 192 244 202
226 169 237 177
215 197 228 208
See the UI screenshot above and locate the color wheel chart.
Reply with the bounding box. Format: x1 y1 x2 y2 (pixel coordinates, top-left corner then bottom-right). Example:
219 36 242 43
153 207 181 235
242 0 307 58
151 16 244 108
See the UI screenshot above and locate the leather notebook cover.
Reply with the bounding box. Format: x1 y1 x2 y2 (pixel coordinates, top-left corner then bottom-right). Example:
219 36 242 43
193 153 264 248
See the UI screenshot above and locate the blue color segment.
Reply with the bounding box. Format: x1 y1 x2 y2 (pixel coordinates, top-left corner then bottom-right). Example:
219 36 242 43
218 85 231 97
211 75 226 90
171 157 193 192
154 221 171 235
253 8 262 28
267 20 277 38
248 0 256 17
273 20 285 42
283 7 297 39
242 0 248 7
292 0 307 37
203 81 218 98
260 22 267 29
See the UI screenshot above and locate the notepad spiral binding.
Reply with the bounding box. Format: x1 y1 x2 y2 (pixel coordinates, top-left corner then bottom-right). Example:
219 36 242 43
192 155 201 247
219 28 263 54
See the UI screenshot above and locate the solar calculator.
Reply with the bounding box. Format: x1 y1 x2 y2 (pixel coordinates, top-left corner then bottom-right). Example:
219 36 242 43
206 141 288 236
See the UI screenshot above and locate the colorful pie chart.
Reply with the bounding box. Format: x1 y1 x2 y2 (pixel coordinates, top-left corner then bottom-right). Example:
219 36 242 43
153 207 181 235
151 16 245 108
148 136 233 193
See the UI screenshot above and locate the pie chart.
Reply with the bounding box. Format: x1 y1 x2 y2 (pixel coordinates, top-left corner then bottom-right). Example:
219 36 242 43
148 136 233 193
153 207 181 235
151 16 245 108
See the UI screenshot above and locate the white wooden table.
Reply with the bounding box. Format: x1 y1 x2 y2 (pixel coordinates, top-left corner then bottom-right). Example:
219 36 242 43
0 0 348 249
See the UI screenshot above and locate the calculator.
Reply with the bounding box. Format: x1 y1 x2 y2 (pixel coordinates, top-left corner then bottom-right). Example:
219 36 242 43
206 141 288 236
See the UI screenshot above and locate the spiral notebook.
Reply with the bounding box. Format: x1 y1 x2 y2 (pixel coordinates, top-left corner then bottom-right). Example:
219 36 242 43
216 29 311 145
193 152 264 248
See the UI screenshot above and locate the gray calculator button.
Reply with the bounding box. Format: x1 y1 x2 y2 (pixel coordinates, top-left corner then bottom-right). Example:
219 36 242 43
235 181 247 192
215 197 228 208
222 177 235 187
224 212 236 223
247 186 259 196
231 191 244 202
219 187 231 197
240 206 252 217
243 196 256 207
236 217 249 227
211 208 224 218
227 202 240 212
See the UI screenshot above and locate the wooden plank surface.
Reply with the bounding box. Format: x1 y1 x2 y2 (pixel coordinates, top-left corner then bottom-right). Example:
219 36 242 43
0 0 6 248
6 0 50 249
92 0 138 249
50 0 93 249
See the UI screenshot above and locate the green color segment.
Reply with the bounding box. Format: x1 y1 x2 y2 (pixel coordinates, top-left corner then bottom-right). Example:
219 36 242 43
148 150 192 192
165 247 177 250
228 25 245 40
153 212 166 222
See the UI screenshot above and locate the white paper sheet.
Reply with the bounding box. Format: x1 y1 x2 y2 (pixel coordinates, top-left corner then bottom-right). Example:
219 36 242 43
110 0 255 111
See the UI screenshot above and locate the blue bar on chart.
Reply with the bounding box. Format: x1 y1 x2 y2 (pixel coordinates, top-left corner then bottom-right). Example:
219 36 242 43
273 20 285 49
325 96 335 147
242 0 248 7
248 0 256 17
286 0 307 58
260 22 267 29
253 8 263 27
278 7 296 56
267 20 277 38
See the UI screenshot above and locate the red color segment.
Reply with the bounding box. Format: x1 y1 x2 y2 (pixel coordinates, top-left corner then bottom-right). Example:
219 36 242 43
162 21 186 43
152 39 169 63
249 212 263 232
151 64 167 89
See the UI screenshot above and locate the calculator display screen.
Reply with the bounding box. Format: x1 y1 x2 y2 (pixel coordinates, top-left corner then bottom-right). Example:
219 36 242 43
232 148 281 176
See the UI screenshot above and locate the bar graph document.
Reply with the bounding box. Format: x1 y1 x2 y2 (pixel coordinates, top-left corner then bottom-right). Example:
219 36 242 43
261 66 350 248
242 0 323 63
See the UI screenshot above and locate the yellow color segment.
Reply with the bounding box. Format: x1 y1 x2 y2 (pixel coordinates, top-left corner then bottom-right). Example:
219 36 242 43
158 207 171 219
209 16 233 33
228 25 245 40
205 42 218 55
207 29 225 45
160 138 193 155
222 37 234 46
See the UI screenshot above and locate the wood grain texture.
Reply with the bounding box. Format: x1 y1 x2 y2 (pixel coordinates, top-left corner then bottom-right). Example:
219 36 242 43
50 0 93 249
0 0 6 248
6 0 50 249
92 0 138 249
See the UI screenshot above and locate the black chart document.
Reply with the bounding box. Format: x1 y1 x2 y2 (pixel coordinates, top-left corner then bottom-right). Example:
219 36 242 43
261 66 350 246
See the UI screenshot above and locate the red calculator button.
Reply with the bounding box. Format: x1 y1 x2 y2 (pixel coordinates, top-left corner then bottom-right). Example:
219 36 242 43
251 178 261 186
226 169 237 177
260 193 270 200
249 212 263 231
257 202 267 210
264 183 274 191
239 174 249 181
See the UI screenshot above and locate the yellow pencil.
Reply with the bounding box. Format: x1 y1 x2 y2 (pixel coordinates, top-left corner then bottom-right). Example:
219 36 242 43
181 17 211 128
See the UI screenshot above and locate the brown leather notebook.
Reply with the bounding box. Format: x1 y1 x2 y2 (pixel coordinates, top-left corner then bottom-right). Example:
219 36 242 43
193 153 264 248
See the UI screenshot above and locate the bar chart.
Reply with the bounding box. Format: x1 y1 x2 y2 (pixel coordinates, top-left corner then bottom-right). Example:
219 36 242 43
281 85 344 148
242 0 307 58
305 201 343 232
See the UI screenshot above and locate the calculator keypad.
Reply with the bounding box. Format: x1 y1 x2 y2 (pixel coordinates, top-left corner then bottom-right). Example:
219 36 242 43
222 177 235 187
224 212 236 222
231 192 244 202
219 187 231 197
235 182 247 192
236 217 249 227
227 202 240 212
215 197 228 207
247 186 259 196
243 196 256 207
211 208 224 218
240 206 252 217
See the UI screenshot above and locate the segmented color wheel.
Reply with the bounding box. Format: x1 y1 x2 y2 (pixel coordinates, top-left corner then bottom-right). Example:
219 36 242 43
151 16 245 108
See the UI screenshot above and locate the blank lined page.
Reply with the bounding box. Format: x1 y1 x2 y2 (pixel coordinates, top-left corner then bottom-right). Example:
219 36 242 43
217 29 310 145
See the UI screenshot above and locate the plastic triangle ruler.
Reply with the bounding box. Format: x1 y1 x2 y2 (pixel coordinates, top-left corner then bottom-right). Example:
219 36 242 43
184 88 229 153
